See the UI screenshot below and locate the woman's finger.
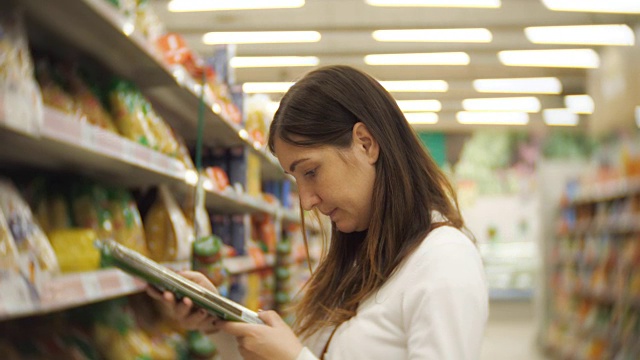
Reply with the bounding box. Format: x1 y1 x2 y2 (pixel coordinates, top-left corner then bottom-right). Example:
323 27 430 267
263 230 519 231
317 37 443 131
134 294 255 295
219 321 256 337
145 285 165 301
174 296 194 319
181 308 210 329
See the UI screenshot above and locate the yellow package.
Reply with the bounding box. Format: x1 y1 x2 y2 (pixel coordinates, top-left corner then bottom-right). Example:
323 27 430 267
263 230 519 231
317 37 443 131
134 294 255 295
107 189 149 256
48 229 100 273
109 82 158 149
144 185 193 262
144 103 179 157
71 183 113 241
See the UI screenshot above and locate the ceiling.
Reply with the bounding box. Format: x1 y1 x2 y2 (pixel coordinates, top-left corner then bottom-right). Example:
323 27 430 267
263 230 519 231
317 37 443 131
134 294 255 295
150 0 640 132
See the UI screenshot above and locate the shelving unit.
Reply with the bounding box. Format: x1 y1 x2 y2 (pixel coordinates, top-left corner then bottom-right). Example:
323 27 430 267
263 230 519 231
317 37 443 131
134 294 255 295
0 0 322 334
545 176 640 359
17 0 285 180
0 261 190 322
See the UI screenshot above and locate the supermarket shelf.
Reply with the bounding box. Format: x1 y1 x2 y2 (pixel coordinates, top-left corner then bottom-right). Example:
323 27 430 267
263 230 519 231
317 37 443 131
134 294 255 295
558 220 640 238
205 187 279 215
19 0 285 180
224 254 275 275
566 177 640 206
0 261 190 322
0 104 188 188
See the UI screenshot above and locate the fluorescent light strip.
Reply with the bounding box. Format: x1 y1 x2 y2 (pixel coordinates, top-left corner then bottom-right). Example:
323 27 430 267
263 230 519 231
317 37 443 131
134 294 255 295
373 29 492 42
525 24 635 46
243 82 294 93
397 100 442 112
564 95 594 114
462 96 541 112
380 80 448 92
498 49 600 68
473 77 562 94
203 31 321 44
543 108 579 126
230 56 319 68
405 112 439 124
457 111 529 125
366 0 501 8
541 0 640 14
635 106 640 128
169 0 305 12
365 52 470 65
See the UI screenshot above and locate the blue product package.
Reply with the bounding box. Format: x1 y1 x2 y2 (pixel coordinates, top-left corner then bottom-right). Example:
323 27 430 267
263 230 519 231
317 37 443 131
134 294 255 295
230 214 246 255
211 214 232 247
228 146 247 190
281 180 291 208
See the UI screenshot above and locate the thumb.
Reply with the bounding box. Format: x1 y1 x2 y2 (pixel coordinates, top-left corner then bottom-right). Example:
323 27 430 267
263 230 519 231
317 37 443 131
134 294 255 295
258 310 285 327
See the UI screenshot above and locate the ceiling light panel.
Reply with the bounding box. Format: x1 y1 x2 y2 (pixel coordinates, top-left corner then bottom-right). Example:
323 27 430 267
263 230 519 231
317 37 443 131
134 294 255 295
405 112 439 124
473 77 562 94
242 82 294 93
203 31 321 44
564 95 594 114
366 0 501 8
462 97 541 112
456 111 530 125
373 29 492 42
543 109 579 126
380 80 448 92
498 49 600 68
525 24 635 46
397 100 442 112
541 0 640 14
230 56 319 68
169 0 305 12
365 52 470 65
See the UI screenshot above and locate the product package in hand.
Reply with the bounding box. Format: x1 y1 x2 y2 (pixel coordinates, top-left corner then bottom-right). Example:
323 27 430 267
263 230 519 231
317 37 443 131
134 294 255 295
98 238 263 324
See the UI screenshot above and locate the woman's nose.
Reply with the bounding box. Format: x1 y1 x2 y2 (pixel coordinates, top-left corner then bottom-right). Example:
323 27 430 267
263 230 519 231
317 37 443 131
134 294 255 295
299 186 320 211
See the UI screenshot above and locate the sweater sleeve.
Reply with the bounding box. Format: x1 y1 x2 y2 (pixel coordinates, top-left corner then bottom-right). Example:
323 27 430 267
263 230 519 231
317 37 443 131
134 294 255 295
401 241 488 360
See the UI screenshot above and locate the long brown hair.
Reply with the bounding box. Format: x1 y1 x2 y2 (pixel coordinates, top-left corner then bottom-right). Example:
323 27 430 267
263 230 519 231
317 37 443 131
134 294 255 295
268 65 464 338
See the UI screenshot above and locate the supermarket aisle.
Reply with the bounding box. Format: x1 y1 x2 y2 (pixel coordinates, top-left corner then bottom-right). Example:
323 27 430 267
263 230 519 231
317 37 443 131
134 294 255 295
481 300 548 360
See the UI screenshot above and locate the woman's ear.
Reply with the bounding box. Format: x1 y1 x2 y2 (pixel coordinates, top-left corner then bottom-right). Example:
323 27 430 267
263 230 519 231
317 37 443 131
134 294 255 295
352 122 379 165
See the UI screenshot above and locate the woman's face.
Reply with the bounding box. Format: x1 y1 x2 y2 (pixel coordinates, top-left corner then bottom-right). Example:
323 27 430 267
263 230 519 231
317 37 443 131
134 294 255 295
274 123 379 233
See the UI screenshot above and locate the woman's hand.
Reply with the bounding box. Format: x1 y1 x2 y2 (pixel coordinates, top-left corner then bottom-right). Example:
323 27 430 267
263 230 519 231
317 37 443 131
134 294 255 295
220 310 304 360
145 270 221 334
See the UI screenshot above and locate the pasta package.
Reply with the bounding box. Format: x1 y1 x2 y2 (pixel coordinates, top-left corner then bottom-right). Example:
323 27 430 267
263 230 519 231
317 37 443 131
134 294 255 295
144 185 193 262
109 80 158 148
0 178 59 303
48 228 100 273
107 188 149 256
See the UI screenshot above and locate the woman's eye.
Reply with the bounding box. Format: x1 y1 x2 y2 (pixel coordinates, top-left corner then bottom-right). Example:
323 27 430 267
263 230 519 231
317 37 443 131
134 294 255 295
304 169 316 178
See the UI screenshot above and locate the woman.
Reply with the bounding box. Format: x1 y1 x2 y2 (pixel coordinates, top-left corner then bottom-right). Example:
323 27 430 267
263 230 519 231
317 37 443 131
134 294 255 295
149 65 488 359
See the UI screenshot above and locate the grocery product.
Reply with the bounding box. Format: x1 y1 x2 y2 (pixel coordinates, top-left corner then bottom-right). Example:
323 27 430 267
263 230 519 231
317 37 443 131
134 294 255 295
48 229 100 273
192 234 229 297
143 185 193 262
70 181 114 241
0 178 60 287
107 188 149 256
64 65 118 132
108 80 158 148
34 59 77 116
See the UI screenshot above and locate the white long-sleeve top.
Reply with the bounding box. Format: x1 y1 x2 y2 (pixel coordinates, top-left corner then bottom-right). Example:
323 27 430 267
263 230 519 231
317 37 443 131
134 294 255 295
296 226 488 360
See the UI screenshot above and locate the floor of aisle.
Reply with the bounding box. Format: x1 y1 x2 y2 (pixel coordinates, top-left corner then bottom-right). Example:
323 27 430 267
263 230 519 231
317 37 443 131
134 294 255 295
481 299 548 360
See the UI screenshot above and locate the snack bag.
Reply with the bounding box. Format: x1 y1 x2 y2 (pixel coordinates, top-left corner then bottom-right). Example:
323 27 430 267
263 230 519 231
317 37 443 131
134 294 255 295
144 185 193 262
109 80 158 148
70 182 113 241
107 188 149 256
0 206 35 313
0 178 60 301
48 229 100 273
34 59 77 115
64 65 118 132
143 102 179 157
